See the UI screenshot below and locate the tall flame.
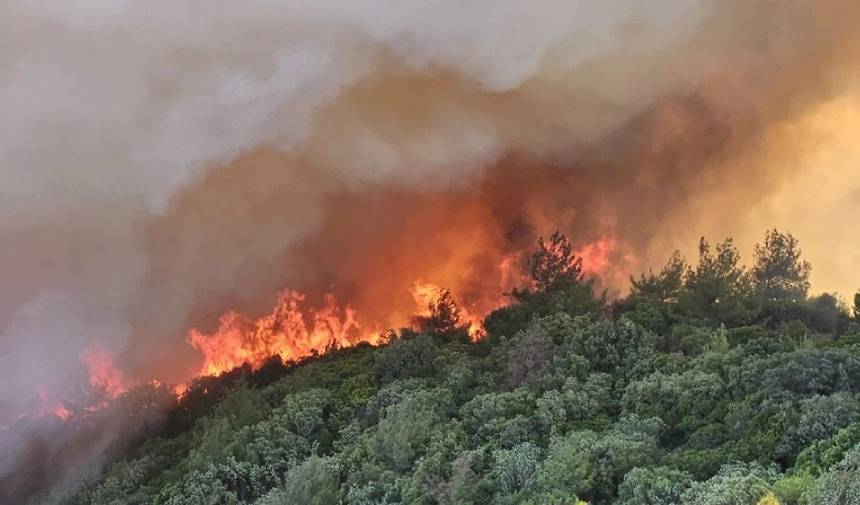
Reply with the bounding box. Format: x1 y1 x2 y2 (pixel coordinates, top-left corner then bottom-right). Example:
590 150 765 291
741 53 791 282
32 234 621 420
81 346 128 398
187 291 379 377
184 235 621 379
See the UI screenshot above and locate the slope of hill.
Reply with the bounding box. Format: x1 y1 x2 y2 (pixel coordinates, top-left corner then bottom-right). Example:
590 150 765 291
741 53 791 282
47 231 860 504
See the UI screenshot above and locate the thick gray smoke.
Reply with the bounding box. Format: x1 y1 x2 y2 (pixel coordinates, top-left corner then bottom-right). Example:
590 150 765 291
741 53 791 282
0 0 710 420
1 1 859 495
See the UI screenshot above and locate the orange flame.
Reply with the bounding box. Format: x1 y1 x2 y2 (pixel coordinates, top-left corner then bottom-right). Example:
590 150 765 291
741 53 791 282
80 346 128 398
577 236 616 276
182 235 625 380
26 233 625 426
187 291 381 376
410 282 485 339
32 388 71 421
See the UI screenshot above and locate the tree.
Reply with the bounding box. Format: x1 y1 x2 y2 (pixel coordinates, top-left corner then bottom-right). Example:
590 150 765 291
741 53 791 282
854 290 860 319
680 463 777 505
375 334 439 383
570 318 658 386
533 416 664 504
776 393 860 463
459 389 536 448
800 444 860 504
415 289 468 338
258 455 340 505
680 237 752 326
57 226 860 505
530 231 584 291
752 230 811 303
535 373 612 436
491 442 542 497
622 369 727 438
617 466 694 505
629 251 687 305
794 424 860 477
756 492 781 505
505 323 555 388
806 293 847 334
372 391 445 472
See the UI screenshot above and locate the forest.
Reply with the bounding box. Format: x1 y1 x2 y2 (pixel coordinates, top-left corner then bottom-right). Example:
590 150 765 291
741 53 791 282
15 230 860 504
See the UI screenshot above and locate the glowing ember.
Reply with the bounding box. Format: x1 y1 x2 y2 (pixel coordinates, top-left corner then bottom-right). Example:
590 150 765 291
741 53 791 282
32 388 71 421
53 404 71 420
172 383 189 397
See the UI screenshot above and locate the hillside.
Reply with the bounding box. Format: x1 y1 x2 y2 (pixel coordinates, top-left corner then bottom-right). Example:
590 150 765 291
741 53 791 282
46 231 860 504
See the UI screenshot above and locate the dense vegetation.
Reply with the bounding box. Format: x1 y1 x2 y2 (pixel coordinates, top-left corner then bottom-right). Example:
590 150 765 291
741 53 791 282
61 231 860 504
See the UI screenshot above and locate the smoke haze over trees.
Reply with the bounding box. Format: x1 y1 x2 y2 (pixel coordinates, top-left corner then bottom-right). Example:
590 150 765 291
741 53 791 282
4 1 860 503
5 230 860 504
2 0 860 434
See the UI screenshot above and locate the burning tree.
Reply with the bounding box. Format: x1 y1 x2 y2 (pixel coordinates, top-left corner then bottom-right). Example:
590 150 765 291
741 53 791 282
415 288 469 339
529 231 584 291
488 232 602 340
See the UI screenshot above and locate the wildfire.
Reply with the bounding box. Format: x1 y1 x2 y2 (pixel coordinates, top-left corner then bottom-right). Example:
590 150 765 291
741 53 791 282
81 346 128 398
182 234 624 380
53 404 71 420
21 233 623 426
186 282 496 377
187 291 380 376
577 236 616 276
32 388 71 421
410 282 485 339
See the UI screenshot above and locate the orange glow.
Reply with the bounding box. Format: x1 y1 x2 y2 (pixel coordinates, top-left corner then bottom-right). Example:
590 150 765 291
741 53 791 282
53 404 71 420
577 236 616 276
80 346 128 398
187 291 379 376
172 382 189 397
182 233 623 380
183 234 623 379
410 282 485 340
32 388 71 421
409 281 444 316
21 231 625 427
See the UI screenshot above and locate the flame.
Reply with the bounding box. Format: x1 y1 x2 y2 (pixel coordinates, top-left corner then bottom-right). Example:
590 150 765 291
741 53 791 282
172 382 189 397
409 282 444 316
187 290 380 376
410 282 485 339
185 252 538 380
7 349 131 426
80 346 128 398
53 404 71 420
14 233 623 427
32 388 71 421
184 235 623 379
577 236 616 275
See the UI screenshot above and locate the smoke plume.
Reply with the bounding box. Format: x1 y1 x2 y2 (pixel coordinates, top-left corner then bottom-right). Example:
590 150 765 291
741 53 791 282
2 0 860 496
